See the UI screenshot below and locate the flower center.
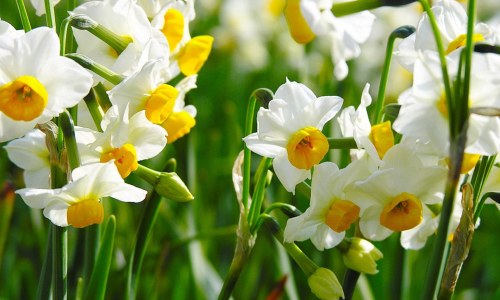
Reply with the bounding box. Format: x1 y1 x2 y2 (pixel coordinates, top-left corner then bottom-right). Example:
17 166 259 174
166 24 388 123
145 84 178 124
67 199 104 228
0 76 48 121
177 35 214 76
284 0 315 44
162 8 185 52
286 127 328 170
446 33 484 55
100 143 139 178
161 111 196 143
369 121 394 159
446 153 481 174
380 192 422 231
325 200 360 233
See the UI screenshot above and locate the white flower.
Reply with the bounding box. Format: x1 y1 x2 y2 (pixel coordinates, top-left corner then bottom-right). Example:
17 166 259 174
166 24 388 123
17 162 147 228
72 0 170 79
348 144 447 241
0 27 93 142
76 105 167 178
4 129 50 188
393 52 500 156
244 80 343 193
395 0 499 71
287 0 375 80
284 160 370 250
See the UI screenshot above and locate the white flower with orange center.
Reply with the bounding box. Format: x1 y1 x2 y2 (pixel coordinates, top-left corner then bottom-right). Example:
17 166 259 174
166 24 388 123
395 0 498 71
337 83 394 165
108 59 177 125
243 80 343 193
285 0 375 80
393 52 500 157
72 0 170 79
347 144 447 241
16 162 147 228
0 27 92 142
150 0 212 76
4 129 50 188
284 160 370 250
76 105 167 178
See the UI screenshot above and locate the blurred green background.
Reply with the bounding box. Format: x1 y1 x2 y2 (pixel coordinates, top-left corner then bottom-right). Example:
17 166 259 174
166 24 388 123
0 0 499 299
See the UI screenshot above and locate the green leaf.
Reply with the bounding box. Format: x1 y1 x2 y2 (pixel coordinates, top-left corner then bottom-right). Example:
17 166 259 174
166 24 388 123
84 215 116 300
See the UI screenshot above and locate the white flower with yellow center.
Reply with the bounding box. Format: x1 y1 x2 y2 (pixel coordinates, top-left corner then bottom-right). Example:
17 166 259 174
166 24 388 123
76 105 167 178
150 0 213 76
4 129 50 188
284 160 370 250
337 83 394 165
17 162 147 228
393 52 500 157
72 0 169 79
347 144 447 241
243 80 343 193
108 59 176 125
0 27 93 142
285 0 375 80
395 0 498 71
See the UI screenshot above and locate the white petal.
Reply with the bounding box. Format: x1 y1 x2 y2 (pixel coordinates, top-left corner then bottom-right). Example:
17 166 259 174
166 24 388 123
310 224 344 251
273 152 310 194
243 133 283 158
43 201 69 227
284 213 320 243
359 206 392 241
16 188 58 209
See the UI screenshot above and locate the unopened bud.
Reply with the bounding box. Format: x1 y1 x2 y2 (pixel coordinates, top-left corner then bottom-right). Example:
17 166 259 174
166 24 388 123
156 172 194 202
307 268 344 300
341 237 383 274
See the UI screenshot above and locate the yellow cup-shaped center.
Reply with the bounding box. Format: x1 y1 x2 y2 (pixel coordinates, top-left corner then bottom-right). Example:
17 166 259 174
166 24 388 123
145 84 178 124
325 200 360 233
178 35 214 76
286 126 328 170
446 33 484 55
67 199 104 228
446 153 481 174
0 76 48 121
380 192 422 231
369 121 394 159
161 111 196 144
162 9 185 51
100 143 139 178
284 0 315 44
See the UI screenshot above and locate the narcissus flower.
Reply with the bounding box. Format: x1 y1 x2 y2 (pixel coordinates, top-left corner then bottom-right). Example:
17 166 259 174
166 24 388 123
0 27 92 142
4 129 50 188
243 80 343 193
340 237 383 274
347 144 447 241
17 162 147 228
76 105 167 178
284 161 369 250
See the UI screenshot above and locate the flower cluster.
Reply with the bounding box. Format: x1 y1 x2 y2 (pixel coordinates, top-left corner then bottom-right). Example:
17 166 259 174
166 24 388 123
2 0 212 228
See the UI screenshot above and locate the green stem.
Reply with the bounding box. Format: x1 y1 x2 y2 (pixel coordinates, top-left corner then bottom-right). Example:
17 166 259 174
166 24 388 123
248 158 273 233
328 137 358 149
36 227 53 300
373 26 415 124
82 225 100 290
242 95 258 210
331 0 381 17
83 91 104 131
126 191 163 300
66 53 124 86
263 202 302 218
94 83 113 112
15 0 32 32
341 269 361 300
52 225 68 300
59 111 81 170
44 0 56 29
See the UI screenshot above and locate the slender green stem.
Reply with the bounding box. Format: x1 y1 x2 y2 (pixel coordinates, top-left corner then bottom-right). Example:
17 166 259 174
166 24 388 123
331 0 380 17
52 225 68 300
373 26 415 124
248 158 273 233
263 202 302 218
83 91 104 131
342 269 361 300
44 0 56 29
15 0 32 32
242 95 258 210
59 111 81 170
126 191 163 300
94 83 113 112
82 225 100 290
36 228 53 300
328 137 358 149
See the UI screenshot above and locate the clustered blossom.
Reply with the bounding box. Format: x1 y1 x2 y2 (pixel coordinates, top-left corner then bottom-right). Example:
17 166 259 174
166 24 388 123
244 0 500 263
2 0 212 228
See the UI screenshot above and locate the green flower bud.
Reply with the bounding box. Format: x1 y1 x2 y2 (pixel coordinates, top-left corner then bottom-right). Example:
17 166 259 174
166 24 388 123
155 172 194 202
307 268 344 300
342 237 383 274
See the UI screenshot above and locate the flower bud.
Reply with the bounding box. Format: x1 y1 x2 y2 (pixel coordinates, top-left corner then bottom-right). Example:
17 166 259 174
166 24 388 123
342 237 383 274
155 172 194 202
307 268 344 300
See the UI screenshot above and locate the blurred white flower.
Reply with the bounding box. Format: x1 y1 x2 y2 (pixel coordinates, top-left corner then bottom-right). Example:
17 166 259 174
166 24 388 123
29 0 61 16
